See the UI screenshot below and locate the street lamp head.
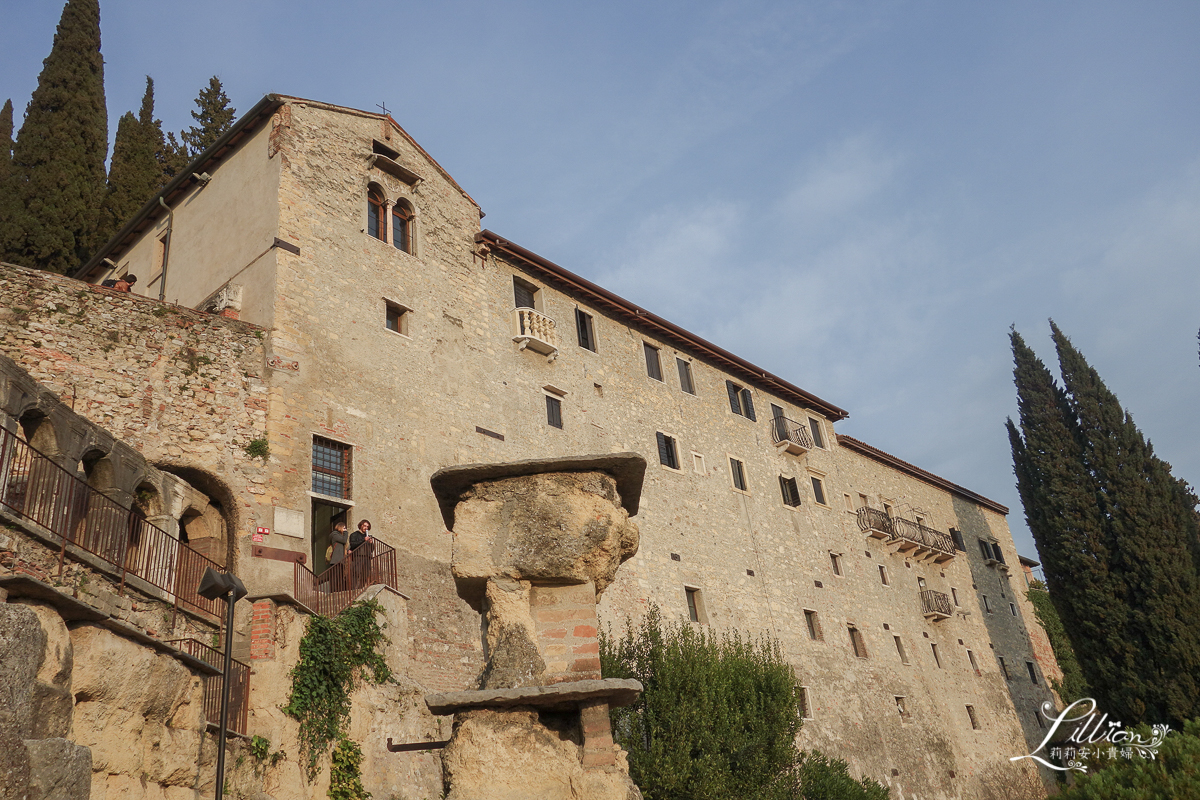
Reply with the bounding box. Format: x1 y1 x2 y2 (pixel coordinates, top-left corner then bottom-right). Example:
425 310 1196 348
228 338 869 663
197 567 247 603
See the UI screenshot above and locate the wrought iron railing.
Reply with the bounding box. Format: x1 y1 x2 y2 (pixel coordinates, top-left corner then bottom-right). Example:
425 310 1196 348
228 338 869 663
770 416 815 451
920 589 952 619
512 307 558 354
0 426 223 619
294 536 398 618
165 638 250 735
856 506 894 537
891 518 956 559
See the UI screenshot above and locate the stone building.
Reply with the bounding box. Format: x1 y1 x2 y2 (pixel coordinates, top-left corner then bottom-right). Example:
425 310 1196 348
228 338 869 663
1 94 1058 799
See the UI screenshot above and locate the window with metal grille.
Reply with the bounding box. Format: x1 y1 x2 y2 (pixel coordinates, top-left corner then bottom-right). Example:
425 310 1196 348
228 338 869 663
779 476 801 507
656 432 679 470
546 395 563 429
644 343 663 381
575 309 596 351
312 436 351 499
848 625 868 658
804 609 822 641
677 358 695 394
729 458 747 491
810 475 827 505
808 416 825 448
726 380 756 420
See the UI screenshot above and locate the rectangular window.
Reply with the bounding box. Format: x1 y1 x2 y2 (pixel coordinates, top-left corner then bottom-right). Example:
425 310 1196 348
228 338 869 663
384 301 410 335
858 493 870 509
729 458 748 491
879 565 890 586
575 309 596 351
797 686 812 719
1026 661 1039 685
656 432 679 470
979 539 993 560
808 416 825 448
685 587 705 623
1010 603 1018 617
998 657 1010 680
843 493 854 511
810 476 827 505
546 395 563 429
983 595 991 613
804 609 822 641
726 381 756 420
894 696 909 719
779 476 801 507
643 343 663 381
830 553 843 576
966 705 980 730
513 277 537 309
692 452 705 474
312 436 352 499
894 635 908 664
931 643 942 669
967 649 980 675
677 358 695 394
848 626 868 658
951 587 960 606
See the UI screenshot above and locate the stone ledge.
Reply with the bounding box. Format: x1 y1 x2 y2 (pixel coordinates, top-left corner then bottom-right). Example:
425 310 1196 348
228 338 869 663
425 678 642 715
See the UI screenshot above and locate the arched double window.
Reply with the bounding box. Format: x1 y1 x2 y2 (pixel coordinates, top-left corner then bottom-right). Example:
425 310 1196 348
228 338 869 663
392 201 413 254
367 185 386 241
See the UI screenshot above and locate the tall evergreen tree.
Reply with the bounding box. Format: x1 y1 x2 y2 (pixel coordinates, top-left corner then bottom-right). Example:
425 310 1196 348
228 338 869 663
1050 322 1200 725
96 77 164 247
10 0 108 274
0 98 22 264
180 76 235 156
1009 325 1200 727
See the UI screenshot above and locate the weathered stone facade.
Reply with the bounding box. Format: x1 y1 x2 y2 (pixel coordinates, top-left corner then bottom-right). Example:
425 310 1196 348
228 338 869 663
0 94 1065 799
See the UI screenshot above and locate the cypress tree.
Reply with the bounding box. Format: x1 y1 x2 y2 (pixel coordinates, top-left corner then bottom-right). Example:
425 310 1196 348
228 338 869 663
1007 329 1137 722
0 98 22 263
10 0 108 274
180 76 236 156
1050 322 1200 725
97 77 166 245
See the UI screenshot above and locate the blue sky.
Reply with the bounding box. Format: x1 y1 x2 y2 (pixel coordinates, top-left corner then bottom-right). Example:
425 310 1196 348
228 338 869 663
5 1 1200 562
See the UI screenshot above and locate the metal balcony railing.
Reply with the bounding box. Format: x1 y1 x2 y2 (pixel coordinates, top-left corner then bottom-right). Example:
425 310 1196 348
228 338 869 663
920 589 952 620
856 506 894 539
770 416 815 455
0 426 223 620
512 307 558 358
165 638 250 735
294 536 398 618
891 518 956 562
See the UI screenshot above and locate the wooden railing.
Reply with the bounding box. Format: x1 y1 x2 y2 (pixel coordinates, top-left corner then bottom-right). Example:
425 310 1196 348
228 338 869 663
294 536 398 618
770 416 815 454
165 638 250 735
920 589 952 620
0 426 222 619
512 307 558 356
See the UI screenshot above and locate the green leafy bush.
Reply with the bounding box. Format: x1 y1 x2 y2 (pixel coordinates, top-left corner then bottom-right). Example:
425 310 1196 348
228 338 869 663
600 604 888 800
1055 718 1200 799
329 736 371 800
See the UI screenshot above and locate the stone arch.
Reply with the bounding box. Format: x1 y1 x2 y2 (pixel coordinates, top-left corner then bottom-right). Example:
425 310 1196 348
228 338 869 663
18 411 60 457
155 464 238 570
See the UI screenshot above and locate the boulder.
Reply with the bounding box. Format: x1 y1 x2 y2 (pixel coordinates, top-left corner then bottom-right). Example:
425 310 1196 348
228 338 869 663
0 603 46 739
24 738 92 800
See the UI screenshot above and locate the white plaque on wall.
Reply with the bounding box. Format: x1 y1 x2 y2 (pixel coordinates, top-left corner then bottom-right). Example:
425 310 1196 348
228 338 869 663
273 506 305 539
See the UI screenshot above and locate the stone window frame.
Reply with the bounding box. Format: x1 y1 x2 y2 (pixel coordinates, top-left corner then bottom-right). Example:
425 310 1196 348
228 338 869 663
676 357 697 396
310 434 353 501
544 390 564 430
808 470 830 507
656 430 682 473
364 180 421 258
967 649 980 676
779 474 802 509
575 307 597 352
728 455 750 495
643 342 664 382
930 642 943 669
847 624 868 659
829 551 844 577
690 451 706 476
383 298 412 338
807 415 826 449
893 635 909 664
803 609 823 641
684 585 708 624
878 564 890 587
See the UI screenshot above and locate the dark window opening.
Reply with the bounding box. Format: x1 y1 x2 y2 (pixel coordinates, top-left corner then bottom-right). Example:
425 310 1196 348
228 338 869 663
804 609 822 641
644 343 663 381
513 278 537 309
730 458 747 491
367 186 385 241
575 309 596 351
656 432 679 470
392 203 412 253
811 476 827 505
779 476 801 507
546 396 563 429
677 358 695 394
808 416 825 448
726 381 756 420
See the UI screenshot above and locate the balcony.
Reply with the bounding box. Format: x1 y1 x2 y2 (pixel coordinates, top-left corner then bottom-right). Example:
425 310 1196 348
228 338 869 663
294 536 398 618
856 506 894 540
512 307 558 361
920 589 952 621
891 518 956 563
770 416 815 455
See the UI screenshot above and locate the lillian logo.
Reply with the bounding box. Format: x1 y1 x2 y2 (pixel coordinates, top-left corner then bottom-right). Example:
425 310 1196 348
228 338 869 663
1011 698 1171 773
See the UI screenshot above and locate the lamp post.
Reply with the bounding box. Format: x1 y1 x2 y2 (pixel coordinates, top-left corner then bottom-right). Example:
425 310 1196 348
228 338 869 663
197 566 247 800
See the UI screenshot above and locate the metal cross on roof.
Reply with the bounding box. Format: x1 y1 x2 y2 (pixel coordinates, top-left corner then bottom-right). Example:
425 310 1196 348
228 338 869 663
376 102 391 116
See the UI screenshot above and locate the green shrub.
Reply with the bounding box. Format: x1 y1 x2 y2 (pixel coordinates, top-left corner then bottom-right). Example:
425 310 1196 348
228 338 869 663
1055 718 1200 799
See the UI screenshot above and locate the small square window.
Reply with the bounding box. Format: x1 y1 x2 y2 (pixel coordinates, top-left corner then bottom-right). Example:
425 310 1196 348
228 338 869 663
879 565 890 586
779 476 801 507
808 416 825 448
677 358 695 395
729 458 748 492
810 476 827 506
644 343 663 381
804 609 823 641
725 380 756 420
848 625 868 658
546 395 563 429
894 635 908 664
657 432 680 470
966 705 980 730
384 301 410 335
575 309 596 352
685 586 706 623
797 686 812 719
830 552 843 576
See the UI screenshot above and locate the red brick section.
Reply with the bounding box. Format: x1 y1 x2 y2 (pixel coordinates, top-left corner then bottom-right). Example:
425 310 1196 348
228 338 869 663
249 599 276 660
580 699 616 768
530 582 601 682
